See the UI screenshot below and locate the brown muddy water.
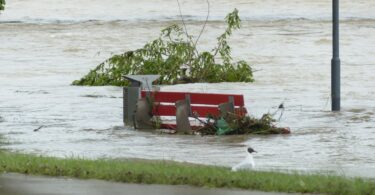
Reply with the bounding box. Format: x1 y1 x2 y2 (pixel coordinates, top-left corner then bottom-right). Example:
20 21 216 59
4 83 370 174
1 0 375 178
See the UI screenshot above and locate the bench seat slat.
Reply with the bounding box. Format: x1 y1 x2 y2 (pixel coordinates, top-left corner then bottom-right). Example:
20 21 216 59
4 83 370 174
141 91 244 106
159 124 203 130
153 105 247 117
153 105 219 117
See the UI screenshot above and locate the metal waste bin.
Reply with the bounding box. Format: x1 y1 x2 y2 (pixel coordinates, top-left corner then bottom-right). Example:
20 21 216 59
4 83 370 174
122 75 160 126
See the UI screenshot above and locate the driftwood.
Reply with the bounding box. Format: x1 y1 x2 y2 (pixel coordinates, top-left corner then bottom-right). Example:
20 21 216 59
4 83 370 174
33 125 44 132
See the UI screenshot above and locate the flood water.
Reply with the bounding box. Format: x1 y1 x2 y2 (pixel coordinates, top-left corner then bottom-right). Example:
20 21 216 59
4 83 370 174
1 0 375 178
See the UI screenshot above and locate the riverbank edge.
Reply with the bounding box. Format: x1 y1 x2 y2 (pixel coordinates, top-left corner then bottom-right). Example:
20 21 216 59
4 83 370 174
0 151 374 195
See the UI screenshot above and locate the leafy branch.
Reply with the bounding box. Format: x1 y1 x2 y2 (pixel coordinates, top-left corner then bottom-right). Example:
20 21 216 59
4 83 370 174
73 9 254 86
0 0 5 11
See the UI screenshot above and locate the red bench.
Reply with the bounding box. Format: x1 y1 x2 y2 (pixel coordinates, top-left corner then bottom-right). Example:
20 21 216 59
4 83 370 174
137 90 248 132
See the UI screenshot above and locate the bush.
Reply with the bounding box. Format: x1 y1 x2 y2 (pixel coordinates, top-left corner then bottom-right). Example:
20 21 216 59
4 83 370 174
0 0 5 11
72 9 254 86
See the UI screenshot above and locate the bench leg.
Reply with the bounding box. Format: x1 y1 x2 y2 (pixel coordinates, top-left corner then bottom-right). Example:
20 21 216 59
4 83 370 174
175 99 192 133
134 98 153 129
219 96 235 118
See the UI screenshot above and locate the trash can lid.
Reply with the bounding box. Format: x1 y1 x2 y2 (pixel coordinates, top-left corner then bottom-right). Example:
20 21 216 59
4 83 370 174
123 75 160 88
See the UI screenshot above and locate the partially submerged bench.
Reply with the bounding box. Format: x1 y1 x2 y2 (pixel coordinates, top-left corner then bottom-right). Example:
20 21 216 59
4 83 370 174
134 90 248 133
123 75 290 135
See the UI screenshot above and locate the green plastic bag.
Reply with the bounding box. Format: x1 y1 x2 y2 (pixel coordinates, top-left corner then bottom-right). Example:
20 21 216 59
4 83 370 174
216 118 233 135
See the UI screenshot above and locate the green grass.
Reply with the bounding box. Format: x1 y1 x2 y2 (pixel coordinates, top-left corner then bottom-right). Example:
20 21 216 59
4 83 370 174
0 151 374 194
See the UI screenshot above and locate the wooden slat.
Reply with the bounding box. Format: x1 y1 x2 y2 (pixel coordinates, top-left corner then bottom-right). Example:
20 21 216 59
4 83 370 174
191 106 220 117
159 124 205 131
153 105 219 117
152 104 247 117
153 105 176 116
141 91 244 106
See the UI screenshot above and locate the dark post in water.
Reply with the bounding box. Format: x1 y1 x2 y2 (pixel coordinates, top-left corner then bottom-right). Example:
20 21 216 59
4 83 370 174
331 0 341 111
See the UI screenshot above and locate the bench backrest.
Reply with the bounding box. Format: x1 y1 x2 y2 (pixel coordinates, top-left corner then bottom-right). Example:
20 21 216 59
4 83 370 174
141 91 246 117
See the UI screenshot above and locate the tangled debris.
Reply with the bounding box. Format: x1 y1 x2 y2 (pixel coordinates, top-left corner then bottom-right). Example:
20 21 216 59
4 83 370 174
150 112 290 136
193 113 290 135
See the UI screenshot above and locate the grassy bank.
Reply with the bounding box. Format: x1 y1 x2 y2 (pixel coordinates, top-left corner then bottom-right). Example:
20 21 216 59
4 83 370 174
0 151 374 194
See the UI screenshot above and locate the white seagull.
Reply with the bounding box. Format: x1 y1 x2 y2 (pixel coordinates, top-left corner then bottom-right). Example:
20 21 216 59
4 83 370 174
231 147 256 171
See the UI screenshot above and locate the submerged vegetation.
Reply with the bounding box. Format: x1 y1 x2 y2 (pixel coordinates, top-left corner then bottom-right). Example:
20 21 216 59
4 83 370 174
72 9 254 86
1 151 375 195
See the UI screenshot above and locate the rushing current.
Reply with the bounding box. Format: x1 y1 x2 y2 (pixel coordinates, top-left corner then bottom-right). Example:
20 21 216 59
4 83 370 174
1 0 375 178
